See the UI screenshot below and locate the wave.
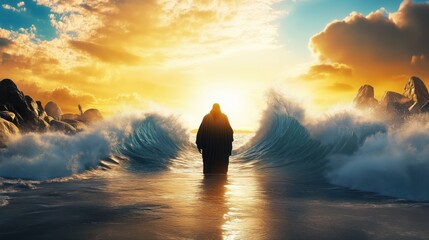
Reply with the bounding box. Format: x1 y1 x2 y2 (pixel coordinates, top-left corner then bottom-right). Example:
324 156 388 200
117 114 190 171
238 90 429 201
0 113 189 180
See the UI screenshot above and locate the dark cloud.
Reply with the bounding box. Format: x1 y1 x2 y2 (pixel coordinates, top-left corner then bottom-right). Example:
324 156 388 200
69 40 140 65
310 0 429 81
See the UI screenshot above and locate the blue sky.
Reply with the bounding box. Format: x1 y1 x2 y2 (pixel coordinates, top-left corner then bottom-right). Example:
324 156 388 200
277 0 428 62
0 0 56 40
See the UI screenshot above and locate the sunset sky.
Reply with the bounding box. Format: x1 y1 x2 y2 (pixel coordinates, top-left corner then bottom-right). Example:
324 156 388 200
1 0 428 129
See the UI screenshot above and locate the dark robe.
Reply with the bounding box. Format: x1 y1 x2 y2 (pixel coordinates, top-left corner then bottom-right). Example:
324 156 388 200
196 112 233 174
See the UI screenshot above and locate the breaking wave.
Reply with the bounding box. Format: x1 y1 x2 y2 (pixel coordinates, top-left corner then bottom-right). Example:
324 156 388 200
237 91 429 201
0 113 189 180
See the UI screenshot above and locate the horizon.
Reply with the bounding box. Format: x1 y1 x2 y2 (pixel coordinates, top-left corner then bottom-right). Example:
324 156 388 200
1 0 429 130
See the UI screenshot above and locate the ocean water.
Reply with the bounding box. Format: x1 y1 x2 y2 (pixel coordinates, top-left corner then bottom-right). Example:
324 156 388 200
1 93 429 239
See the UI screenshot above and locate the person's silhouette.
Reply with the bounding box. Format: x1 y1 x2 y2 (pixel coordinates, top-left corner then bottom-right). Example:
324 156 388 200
196 103 234 174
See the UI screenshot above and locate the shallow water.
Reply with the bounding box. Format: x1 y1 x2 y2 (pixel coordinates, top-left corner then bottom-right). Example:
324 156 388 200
1 134 429 240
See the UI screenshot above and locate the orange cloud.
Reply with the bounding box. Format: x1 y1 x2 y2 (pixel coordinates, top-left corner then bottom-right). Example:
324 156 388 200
310 0 429 88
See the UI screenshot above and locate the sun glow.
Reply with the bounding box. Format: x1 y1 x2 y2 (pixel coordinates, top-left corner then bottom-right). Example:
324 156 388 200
197 86 249 130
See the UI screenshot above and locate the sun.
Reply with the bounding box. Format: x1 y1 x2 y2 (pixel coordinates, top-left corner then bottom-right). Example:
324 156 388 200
198 87 246 128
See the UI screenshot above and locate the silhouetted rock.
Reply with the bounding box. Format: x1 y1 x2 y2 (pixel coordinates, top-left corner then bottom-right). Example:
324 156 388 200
403 76 429 113
62 119 87 132
0 118 19 148
25 95 39 117
379 91 413 114
36 101 45 117
80 109 103 124
0 79 47 131
44 101 63 120
49 120 76 134
353 85 378 109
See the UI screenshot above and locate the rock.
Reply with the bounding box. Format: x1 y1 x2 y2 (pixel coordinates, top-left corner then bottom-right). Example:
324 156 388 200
403 76 429 113
44 101 63 120
0 118 19 148
62 119 87 132
36 101 45 117
379 91 413 114
353 85 378 109
25 95 39 117
49 120 76 134
80 109 103 124
0 111 15 123
0 79 37 128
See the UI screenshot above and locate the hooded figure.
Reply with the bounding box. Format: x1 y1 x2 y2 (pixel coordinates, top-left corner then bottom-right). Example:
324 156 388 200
196 103 234 174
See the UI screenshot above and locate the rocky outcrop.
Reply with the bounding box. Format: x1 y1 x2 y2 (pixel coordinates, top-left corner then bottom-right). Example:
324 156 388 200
0 79 48 132
403 76 429 113
379 91 413 115
44 101 63 120
0 118 19 148
81 109 103 124
353 85 378 109
0 78 106 144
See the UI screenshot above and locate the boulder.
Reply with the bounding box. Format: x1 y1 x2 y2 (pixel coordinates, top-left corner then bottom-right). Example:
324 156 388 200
0 111 15 123
62 119 87 132
353 85 378 109
403 76 429 113
44 101 63 120
49 120 76 134
36 101 45 117
0 118 19 148
0 79 38 128
80 109 103 124
25 95 39 117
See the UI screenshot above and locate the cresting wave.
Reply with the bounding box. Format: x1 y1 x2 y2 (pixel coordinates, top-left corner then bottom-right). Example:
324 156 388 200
239 91 429 201
0 113 189 180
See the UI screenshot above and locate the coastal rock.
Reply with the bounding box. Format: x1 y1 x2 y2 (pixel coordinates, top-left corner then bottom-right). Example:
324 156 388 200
0 118 19 148
379 91 413 114
49 120 76 134
44 101 63 120
353 85 378 109
36 101 45 117
403 76 429 113
0 79 47 131
25 95 39 117
80 109 103 124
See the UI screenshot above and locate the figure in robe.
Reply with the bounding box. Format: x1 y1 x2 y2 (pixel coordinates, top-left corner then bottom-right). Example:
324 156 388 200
196 103 234 174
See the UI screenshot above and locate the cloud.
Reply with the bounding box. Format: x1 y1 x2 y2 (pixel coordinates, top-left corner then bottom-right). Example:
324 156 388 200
326 82 354 91
16 80 96 113
301 63 352 80
310 0 429 82
69 40 140 65
2 3 26 12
